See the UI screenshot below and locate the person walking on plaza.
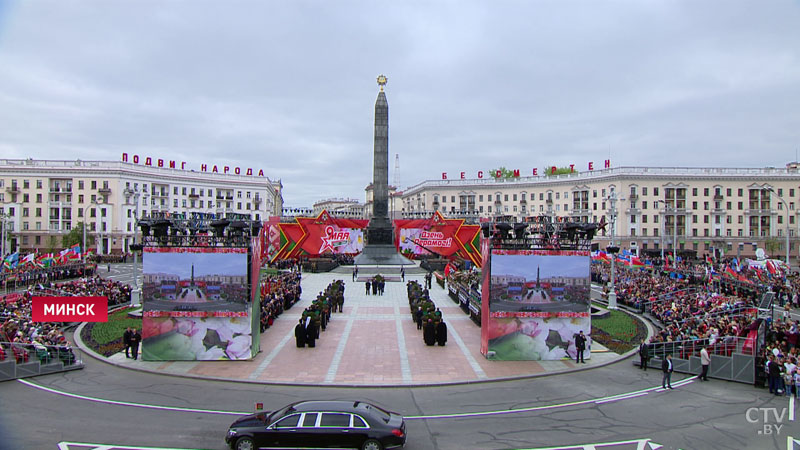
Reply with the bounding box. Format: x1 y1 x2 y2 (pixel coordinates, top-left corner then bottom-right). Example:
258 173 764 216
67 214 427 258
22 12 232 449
130 328 141 360
123 327 133 359
575 330 587 363
415 307 424 330
638 339 650 370
699 346 710 381
365 280 371 296
353 266 358 282
401 267 405 281
662 354 674 389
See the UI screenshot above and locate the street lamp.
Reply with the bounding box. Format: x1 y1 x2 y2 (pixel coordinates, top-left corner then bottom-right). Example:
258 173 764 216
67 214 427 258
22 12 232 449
82 198 102 261
0 211 10 258
605 190 625 310
124 187 143 288
762 186 790 269
655 199 678 266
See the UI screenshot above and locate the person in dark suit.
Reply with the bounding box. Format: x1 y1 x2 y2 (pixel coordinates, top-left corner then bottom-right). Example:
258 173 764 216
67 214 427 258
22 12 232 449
365 280 371 296
415 307 424 330
435 321 447 346
130 328 141 360
123 327 133 358
295 319 306 348
575 330 587 363
423 319 436 346
305 317 317 348
662 354 674 389
639 340 650 370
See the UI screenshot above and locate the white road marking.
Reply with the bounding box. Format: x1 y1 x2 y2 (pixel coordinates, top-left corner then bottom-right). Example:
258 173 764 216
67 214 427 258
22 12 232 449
18 377 695 421
324 304 358 383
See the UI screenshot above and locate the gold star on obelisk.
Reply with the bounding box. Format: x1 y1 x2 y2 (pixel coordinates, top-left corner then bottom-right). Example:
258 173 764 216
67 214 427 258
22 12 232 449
377 74 387 91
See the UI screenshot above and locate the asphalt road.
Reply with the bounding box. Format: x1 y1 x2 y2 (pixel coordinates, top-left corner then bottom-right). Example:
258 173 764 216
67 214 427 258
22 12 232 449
0 263 796 450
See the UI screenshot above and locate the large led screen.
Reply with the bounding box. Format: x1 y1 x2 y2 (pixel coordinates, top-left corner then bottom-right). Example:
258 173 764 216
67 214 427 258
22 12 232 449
142 247 249 315
483 249 591 361
142 247 252 361
489 250 590 315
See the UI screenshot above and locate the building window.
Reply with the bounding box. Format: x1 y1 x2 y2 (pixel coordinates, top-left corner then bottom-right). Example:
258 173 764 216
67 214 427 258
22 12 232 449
182 187 187 195
692 188 698 196
174 199 178 207
238 191 242 198
182 199 187 207
778 188 783 196
738 188 743 196
90 180 96 189
654 188 659 196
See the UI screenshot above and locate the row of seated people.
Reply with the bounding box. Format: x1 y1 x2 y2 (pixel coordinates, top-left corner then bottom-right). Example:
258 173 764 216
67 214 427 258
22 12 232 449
259 271 302 332
592 263 760 358
1 263 97 289
0 336 76 366
0 275 128 365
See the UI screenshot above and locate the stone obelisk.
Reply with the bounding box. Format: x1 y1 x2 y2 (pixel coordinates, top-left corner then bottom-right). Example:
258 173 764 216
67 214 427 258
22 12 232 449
355 75 410 266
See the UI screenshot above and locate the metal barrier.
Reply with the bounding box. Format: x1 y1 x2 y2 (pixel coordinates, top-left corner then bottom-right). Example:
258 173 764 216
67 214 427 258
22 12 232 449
0 341 83 381
643 336 756 384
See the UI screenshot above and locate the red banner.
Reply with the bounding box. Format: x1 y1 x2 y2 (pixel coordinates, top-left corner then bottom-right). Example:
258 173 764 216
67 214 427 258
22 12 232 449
31 296 108 322
394 211 482 267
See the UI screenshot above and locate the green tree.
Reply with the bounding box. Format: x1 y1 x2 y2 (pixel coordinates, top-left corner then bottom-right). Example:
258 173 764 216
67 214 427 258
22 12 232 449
62 222 95 250
489 167 517 178
47 236 59 253
763 237 782 257
543 166 576 176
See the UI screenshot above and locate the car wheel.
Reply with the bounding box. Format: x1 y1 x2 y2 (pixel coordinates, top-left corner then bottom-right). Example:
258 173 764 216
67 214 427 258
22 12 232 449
362 439 383 450
234 437 255 450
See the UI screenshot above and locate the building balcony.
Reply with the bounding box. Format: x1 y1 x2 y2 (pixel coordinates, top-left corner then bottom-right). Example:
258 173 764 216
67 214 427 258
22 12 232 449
7 185 20 193
49 187 72 193
625 208 641 215
188 193 199 198
711 208 727 214
98 187 111 194
713 194 724 201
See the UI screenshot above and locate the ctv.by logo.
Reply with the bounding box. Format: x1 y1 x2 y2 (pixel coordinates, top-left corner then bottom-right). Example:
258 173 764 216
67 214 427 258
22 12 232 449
746 403 794 436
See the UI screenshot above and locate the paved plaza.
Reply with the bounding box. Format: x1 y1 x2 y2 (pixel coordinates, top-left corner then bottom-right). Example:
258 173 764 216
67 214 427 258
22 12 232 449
83 268 621 386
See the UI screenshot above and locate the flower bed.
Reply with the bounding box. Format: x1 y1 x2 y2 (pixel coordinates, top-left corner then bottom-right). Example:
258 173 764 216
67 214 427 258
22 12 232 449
590 309 646 354
81 307 142 357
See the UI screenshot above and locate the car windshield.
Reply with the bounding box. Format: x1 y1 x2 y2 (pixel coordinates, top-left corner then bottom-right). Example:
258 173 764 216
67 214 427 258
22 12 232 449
268 404 295 424
364 404 392 423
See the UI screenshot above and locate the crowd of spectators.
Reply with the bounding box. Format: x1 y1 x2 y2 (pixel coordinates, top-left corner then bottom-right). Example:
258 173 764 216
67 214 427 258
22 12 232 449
1 274 131 365
259 271 302 332
591 259 794 347
1 262 96 290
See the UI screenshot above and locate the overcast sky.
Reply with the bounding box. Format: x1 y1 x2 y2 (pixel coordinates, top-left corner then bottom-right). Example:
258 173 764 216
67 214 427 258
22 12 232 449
1 1 799 208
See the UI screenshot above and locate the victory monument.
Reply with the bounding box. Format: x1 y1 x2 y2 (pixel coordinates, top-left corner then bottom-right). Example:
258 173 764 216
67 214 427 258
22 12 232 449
355 75 411 266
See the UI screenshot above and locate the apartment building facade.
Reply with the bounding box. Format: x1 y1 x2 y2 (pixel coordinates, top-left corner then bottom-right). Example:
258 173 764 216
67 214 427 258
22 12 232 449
0 159 283 254
401 165 800 261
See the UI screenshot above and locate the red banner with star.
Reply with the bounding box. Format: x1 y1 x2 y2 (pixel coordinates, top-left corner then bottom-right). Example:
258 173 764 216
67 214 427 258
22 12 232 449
262 211 368 262
261 211 481 267
394 211 482 267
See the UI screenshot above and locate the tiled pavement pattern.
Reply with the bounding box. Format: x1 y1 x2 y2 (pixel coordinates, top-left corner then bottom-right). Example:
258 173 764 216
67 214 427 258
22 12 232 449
105 272 619 386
